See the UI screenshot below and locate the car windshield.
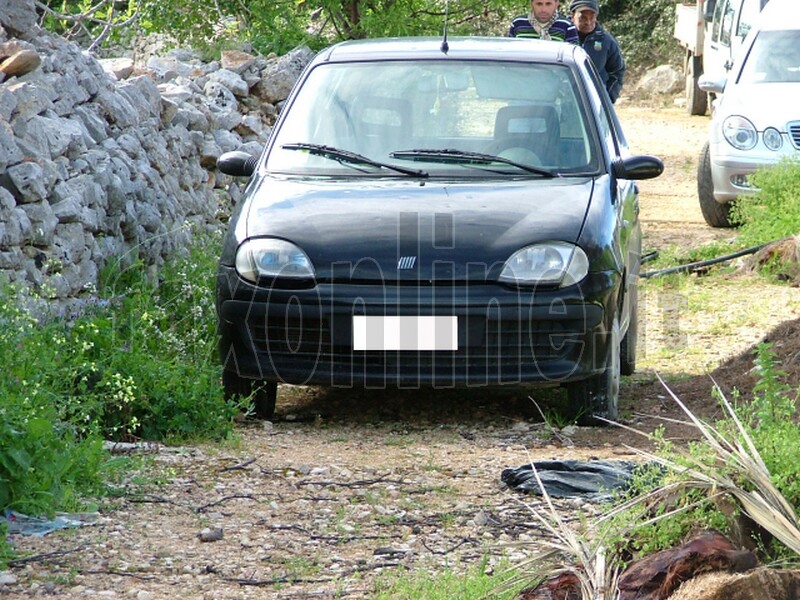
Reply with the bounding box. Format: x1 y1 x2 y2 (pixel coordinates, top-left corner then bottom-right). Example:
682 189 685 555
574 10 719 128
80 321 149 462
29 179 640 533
739 30 800 84
266 60 600 177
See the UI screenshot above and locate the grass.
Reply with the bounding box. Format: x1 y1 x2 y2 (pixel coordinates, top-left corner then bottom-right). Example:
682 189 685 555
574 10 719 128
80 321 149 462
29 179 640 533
637 275 800 376
374 558 521 600
0 230 239 566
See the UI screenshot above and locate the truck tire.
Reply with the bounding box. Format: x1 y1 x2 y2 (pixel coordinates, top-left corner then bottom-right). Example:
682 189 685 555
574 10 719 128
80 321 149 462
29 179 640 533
697 142 735 228
685 53 708 116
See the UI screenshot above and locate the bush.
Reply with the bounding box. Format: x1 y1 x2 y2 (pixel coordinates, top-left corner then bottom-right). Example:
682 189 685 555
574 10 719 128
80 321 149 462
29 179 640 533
0 232 237 566
604 342 800 564
603 0 684 71
733 158 800 247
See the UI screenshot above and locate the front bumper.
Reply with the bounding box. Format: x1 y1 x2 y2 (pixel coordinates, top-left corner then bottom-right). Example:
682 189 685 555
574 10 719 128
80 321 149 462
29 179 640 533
216 265 619 388
710 146 784 203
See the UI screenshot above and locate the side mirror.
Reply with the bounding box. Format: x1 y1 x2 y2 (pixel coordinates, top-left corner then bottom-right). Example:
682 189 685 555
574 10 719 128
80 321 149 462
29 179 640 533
217 151 258 177
613 155 664 180
698 74 726 94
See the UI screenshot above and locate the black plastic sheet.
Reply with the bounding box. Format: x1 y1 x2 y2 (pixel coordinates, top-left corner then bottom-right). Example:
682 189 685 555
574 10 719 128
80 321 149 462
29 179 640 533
501 459 639 501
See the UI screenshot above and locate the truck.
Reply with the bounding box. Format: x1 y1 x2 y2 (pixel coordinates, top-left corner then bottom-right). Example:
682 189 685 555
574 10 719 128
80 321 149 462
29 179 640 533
674 0 770 115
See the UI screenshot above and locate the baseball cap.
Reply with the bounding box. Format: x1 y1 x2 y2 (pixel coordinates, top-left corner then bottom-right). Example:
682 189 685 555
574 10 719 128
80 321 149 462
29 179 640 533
569 0 599 13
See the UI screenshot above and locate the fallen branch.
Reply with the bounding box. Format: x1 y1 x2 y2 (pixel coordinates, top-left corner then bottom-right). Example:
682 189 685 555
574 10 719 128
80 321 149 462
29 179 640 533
218 457 256 472
8 545 85 567
195 494 258 512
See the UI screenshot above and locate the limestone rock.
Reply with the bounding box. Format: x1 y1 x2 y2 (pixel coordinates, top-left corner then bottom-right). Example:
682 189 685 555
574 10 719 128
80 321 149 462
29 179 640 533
0 49 41 78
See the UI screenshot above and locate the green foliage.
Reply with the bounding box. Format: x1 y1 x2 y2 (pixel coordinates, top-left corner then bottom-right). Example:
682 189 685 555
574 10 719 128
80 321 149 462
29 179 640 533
374 557 519 599
603 445 731 559
134 0 520 57
0 231 237 565
603 0 684 70
732 158 800 248
40 0 681 71
57 231 237 442
737 344 800 536
604 343 800 564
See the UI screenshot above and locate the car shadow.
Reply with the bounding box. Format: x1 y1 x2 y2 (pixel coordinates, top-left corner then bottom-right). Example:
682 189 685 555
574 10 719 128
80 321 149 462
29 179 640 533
269 382 569 427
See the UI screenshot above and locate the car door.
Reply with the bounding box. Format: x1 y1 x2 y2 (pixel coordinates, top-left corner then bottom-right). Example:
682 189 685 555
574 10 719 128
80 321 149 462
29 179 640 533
580 57 639 333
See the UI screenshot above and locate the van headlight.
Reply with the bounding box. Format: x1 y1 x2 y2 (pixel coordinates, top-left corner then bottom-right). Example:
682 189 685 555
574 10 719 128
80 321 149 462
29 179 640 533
499 242 589 287
235 238 315 282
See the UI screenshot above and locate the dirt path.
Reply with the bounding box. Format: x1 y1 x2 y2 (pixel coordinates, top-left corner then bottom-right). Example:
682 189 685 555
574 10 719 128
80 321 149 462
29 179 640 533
5 104 800 600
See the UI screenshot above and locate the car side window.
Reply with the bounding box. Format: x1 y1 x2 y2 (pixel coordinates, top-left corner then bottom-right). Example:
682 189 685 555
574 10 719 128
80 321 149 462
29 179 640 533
737 0 760 38
582 58 617 155
720 0 735 46
711 0 727 43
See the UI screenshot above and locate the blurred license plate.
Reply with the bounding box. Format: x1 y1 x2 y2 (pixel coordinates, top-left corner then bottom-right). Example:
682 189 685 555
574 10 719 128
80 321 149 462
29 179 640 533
352 316 458 351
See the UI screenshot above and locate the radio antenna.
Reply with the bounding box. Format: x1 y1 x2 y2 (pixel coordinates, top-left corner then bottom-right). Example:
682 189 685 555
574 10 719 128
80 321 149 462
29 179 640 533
441 0 449 53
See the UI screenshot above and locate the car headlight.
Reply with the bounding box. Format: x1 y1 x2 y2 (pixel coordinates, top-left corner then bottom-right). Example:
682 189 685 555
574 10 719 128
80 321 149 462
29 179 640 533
722 116 757 150
763 127 783 151
498 242 589 287
235 238 315 282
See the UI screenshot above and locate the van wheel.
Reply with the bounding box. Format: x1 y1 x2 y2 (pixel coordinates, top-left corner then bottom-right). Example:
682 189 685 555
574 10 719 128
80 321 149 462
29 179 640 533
222 371 278 420
566 313 620 425
685 53 708 116
697 142 735 228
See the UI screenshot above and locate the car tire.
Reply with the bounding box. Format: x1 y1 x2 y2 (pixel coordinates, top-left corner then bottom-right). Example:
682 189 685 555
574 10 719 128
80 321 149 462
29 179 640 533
620 282 638 376
685 53 708 116
566 313 621 425
697 141 735 228
222 370 278 420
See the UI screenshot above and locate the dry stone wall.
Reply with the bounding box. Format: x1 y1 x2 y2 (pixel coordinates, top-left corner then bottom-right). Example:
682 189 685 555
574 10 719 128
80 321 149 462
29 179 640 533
0 0 313 303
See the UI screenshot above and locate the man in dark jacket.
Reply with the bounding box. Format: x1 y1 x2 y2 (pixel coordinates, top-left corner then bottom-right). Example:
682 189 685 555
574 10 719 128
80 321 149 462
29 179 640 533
569 0 626 102
510 0 578 43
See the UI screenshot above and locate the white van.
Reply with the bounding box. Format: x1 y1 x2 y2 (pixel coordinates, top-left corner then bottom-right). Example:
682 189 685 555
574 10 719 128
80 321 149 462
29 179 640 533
675 0 770 114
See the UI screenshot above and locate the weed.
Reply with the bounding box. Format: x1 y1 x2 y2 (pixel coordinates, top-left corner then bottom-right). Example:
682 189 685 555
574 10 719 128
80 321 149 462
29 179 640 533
374 557 520 599
734 158 800 247
0 231 237 566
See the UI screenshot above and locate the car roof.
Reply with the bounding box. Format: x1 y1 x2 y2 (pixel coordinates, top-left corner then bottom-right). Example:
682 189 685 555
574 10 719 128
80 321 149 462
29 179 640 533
317 36 582 66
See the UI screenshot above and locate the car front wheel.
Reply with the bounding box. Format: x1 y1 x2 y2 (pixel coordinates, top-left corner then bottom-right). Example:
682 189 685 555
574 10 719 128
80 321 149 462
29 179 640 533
566 313 620 425
697 142 735 228
222 370 278 420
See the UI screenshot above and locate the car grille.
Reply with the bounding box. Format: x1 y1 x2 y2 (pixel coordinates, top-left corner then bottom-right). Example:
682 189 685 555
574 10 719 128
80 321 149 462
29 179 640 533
789 121 800 150
247 316 583 368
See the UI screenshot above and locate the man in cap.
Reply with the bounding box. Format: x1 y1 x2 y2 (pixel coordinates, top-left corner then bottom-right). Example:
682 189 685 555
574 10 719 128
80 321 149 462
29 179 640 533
569 0 626 102
509 0 578 43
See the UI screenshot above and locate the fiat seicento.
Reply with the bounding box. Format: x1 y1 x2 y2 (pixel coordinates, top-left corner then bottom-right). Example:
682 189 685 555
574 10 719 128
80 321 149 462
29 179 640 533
215 36 663 422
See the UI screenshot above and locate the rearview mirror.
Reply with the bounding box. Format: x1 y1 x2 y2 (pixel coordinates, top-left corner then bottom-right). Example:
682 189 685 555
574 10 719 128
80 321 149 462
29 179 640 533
613 155 664 180
698 74 726 95
217 151 258 177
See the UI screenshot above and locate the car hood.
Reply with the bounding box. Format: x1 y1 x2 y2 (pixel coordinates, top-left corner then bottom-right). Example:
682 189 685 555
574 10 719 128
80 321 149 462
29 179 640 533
241 176 596 282
719 84 800 129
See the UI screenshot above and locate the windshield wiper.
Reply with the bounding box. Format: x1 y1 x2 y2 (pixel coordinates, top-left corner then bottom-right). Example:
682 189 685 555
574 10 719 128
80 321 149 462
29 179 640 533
390 148 556 177
282 143 428 178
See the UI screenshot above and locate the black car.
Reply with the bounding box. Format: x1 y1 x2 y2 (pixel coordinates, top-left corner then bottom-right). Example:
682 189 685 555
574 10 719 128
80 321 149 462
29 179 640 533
216 36 663 423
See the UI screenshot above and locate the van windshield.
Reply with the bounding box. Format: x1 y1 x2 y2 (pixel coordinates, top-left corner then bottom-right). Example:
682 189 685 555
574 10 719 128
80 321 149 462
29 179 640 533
739 30 800 83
